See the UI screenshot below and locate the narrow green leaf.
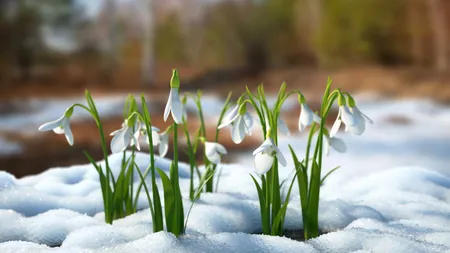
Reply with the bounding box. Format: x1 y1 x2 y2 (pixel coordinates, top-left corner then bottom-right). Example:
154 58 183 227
288 145 309 234
134 163 155 219
250 175 270 234
157 168 175 234
270 201 289 236
184 170 215 232
321 166 341 186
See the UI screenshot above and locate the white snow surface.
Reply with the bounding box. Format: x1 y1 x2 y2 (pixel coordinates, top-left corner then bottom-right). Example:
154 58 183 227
1 97 450 252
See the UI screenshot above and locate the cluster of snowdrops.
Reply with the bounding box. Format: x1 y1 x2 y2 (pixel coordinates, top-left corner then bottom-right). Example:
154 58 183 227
38 69 372 240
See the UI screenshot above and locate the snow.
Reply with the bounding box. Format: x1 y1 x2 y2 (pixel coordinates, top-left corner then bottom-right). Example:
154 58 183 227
1 96 450 252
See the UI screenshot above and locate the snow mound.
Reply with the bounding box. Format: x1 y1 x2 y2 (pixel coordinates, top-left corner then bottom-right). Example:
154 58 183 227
1 98 450 252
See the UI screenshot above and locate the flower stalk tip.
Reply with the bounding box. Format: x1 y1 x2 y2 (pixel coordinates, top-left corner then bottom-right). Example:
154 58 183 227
170 69 180 89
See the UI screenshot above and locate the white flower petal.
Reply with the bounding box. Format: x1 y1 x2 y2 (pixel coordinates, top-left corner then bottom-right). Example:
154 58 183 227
215 143 227 155
252 138 273 155
207 152 221 164
243 113 254 135
300 104 313 126
330 137 347 153
110 129 121 136
330 119 342 137
151 131 160 146
347 120 365 135
231 116 246 144
254 152 274 175
341 105 357 127
275 149 287 166
218 104 239 129
110 126 131 153
63 121 74 146
163 89 173 122
361 111 373 124
159 133 169 157
205 141 226 164
53 126 65 134
38 115 65 131
204 142 217 157
170 88 183 124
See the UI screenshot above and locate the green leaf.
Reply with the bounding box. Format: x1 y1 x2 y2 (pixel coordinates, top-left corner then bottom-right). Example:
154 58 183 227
288 145 310 234
84 150 113 224
270 201 289 236
157 168 175 234
250 174 270 234
184 170 216 231
307 160 321 238
321 166 341 186
134 163 154 219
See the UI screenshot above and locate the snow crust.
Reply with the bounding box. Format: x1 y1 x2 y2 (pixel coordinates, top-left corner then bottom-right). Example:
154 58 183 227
1 97 450 252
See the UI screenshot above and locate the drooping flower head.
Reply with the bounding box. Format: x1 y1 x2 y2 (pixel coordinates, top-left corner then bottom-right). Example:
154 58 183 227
110 117 141 154
298 94 321 132
218 102 254 144
330 93 358 137
38 107 75 146
204 140 227 164
253 129 287 175
142 125 170 157
345 94 373 135
164 69 183 124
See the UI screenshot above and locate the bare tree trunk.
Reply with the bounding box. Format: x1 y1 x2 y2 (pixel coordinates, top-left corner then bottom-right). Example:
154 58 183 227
307 0 322 32
408 0 424 65
138 0 155 87
100 0 119 84
427 0 448 72
305 0 322 65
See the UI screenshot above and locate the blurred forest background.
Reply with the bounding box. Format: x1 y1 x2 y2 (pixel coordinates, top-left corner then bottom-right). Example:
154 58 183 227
1 0 450 178
1 0 450 99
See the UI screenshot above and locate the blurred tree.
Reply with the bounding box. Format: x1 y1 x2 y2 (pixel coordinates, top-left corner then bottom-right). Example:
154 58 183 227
408 0 425 66
98 0 120 84
155 12 187 64
313 0 405 66
427 0 448 72
138 0 156 87
5 0 84 82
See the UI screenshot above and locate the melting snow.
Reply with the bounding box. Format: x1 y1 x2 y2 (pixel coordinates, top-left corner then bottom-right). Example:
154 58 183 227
1 97 450 252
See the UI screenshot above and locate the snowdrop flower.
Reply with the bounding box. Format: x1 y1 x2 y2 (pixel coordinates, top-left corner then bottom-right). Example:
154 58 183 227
204 141 227 164
253 132 287 175
164 69 183 124
38 107 74 146
324 135 347 156
110 120 140 154
141 126 161 146
347 106 373 135
142 125 169 157
298 102 321 132
218 103 253 144
330 94 358 137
